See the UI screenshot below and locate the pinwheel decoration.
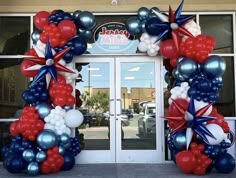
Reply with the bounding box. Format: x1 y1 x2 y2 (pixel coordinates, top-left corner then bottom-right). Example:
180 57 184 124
25 38 74 87
151 0 194 50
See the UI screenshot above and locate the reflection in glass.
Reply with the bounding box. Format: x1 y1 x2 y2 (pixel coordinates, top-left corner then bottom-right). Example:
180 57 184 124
0 122 13 161
199 15 233 53
120 62 156 150
75 63 110 150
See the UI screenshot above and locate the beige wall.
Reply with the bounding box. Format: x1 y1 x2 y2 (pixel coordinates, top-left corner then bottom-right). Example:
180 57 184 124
0 0 236 13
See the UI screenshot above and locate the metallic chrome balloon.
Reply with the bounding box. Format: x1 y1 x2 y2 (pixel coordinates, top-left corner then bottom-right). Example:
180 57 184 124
172 68 186 81
203 55 226 78
59 146 65 155
172 130 187 150
73 10 82 19
59 133 70 146
78 11 96 30
177 57 198 79
148 7 160 18
35 103 52 118
36 129 58 150
125 17 141 35
138 7 150 20
77 28 92 40
35 151 46 163
31 31 40 44
22 149 35 162
27 162 39 176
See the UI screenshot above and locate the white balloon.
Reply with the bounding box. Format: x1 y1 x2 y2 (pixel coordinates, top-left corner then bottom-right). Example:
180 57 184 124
142 33 150 40
65 109 84 128
205 124 227 145
138 42 148 52
147 50 157 56
194 100 212 116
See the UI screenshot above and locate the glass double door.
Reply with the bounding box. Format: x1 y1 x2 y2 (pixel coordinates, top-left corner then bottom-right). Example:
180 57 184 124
75 56 163 163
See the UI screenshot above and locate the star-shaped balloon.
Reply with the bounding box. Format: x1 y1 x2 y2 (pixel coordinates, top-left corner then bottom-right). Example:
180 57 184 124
25 38 74 87
185 97 216 149
152 0 194 50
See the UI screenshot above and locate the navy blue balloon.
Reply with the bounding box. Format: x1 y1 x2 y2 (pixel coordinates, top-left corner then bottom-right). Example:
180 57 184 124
77 28 92 40
197 78 212 92
63 51 74 63
126 17 141 35
71 37 87 55
145 17 164 36
4 154 26 173
215 153 235 173
61 152 75 171
171 130 187 150
203 55 226 78
63 12 73 20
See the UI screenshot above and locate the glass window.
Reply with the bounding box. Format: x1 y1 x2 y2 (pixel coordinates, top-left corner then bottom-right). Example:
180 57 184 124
199 15 233 53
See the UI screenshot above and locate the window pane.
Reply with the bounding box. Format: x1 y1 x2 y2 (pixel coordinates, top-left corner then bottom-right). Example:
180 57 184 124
199 15 233 53
0 16 30 55
214 57 235 116
0 122 13 161
0 62 27 118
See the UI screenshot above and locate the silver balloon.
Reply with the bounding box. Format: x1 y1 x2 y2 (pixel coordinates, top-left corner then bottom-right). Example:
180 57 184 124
77 28 92 40
31 31 40 44
59 133 70 146
203 55 226 78
177 57 198 79
27 162 39 176
149 7 160 18
126 17 141 35
35 151 46 163
22 149 35 162
73 10 82 19
78 11 96 30
35 103 52 118
172 68 186 81
36 129 58 150
138 7 150 20
139 20 147 32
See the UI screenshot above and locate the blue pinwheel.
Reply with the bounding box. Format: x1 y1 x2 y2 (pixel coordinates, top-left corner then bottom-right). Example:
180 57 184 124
25 38 74 87
151 0 194 50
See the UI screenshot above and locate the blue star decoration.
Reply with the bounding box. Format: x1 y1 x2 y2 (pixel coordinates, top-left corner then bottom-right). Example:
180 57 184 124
25 38 74 87
151 0 195 50
185 97 216 149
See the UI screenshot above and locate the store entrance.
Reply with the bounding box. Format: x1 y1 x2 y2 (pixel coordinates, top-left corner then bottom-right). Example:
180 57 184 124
74 56 163 163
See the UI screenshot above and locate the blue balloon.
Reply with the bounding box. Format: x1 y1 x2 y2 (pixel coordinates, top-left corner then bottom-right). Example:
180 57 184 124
171 130 187 150
59 133 71 148
125 17 141 35
35 103 52 118
73 10 82 20
77 28 92 40
203 55 226 78
148 7 160 18
197 78 212 92
27 162 39 176
177 57 198 79
77 11 96 30
31 31 40 44
37 130 58 150
145 17 164 36
61 152 75 171
138 7 150 20
63 51 74 63
71 37 87 55
22 149 35 162
35 151 46 163
59 146 65 155
4 154 26 173
215 153 235 173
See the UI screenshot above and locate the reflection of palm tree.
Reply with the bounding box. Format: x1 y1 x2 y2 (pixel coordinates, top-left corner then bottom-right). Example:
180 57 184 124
80 91 90 108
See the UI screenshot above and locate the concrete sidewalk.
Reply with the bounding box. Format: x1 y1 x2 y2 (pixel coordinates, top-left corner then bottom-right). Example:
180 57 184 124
0 163 236 178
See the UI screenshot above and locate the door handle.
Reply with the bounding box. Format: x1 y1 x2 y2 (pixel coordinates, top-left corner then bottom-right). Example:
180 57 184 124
109 99 114 116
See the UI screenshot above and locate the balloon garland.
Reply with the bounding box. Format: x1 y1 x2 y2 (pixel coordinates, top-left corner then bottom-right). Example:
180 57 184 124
1 0 235 176
2 9 96 175
125 0 235 175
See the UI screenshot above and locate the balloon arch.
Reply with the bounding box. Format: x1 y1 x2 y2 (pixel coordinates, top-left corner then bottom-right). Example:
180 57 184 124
1 0 235 176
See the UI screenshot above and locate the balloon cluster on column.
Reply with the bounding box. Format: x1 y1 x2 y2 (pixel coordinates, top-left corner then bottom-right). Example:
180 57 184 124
1 8 93 176
126 0 236 175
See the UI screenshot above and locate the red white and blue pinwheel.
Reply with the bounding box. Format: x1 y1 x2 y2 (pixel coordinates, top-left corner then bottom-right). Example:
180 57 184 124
25 38 74 87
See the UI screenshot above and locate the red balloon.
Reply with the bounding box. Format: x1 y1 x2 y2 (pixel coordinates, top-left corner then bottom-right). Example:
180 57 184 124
66 95 75 106
53 95 66 107
9 122 18 136
20 59 38 77
168 98 188 117
33 11 50 30
58 20 76 40
160 39 179 59
176 151 197 174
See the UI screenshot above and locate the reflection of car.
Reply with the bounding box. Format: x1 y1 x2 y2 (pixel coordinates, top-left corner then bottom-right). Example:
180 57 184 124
122 109 133 120
104 111 129 126
138 102 156 137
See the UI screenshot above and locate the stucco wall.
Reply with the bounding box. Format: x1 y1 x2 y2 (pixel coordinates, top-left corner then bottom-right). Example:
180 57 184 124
0 0 235 13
